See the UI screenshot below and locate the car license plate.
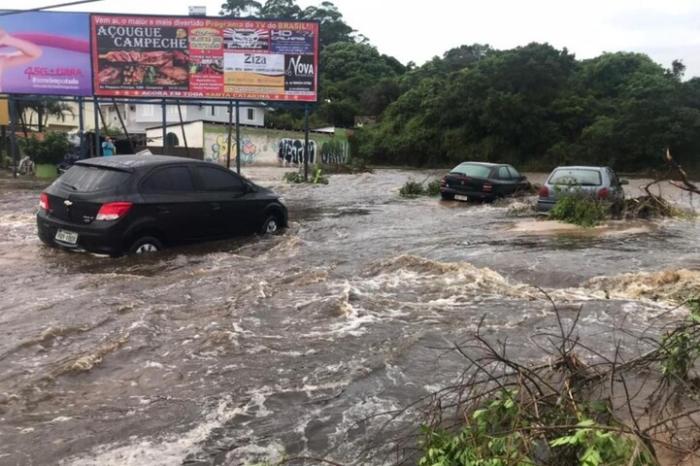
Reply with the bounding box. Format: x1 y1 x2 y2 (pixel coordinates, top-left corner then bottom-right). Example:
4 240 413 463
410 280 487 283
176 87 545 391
455 195 469 201
55 229 78 245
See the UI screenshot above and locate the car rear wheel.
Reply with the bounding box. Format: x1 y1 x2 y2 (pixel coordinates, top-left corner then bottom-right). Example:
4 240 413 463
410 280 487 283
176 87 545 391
260 214 282 235
128 236 163 255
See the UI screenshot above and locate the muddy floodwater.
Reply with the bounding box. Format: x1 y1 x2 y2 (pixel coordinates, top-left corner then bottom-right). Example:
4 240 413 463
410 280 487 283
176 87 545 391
0 168 698 465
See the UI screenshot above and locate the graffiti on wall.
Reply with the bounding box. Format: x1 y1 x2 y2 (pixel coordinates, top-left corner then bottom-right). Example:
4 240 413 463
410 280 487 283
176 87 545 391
278 138 317 166
320 140 349 165
207 134 258 165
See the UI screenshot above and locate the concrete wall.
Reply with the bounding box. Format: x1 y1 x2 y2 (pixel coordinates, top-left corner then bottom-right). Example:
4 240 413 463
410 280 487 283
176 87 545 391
202 125 350 167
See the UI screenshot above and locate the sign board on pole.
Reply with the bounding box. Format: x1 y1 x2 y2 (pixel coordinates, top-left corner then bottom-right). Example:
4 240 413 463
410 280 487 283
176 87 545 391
0 11 92 96
0 98 8 125
91 15 319 102
188 6 207 17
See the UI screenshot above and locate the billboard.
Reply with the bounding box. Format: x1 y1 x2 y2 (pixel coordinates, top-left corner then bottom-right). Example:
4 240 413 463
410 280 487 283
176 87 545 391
91 15 319 102
0 11 92 96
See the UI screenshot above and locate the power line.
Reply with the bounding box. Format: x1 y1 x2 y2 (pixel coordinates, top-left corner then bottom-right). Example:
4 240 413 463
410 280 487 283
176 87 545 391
0 0 104 16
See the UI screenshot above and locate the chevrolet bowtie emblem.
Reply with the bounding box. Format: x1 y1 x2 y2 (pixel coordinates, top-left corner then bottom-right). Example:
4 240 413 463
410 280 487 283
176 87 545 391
64 200 73 207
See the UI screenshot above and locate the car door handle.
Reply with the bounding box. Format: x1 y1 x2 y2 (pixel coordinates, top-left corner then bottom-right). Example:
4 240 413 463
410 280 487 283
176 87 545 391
210 202 222 211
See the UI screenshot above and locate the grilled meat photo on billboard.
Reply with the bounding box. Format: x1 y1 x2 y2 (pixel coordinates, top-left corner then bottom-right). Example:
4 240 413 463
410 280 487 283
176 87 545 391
93 18 190 92
97 50 189 87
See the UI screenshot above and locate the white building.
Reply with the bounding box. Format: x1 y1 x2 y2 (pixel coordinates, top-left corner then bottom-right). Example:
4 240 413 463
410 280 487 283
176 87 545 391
96 101 265 136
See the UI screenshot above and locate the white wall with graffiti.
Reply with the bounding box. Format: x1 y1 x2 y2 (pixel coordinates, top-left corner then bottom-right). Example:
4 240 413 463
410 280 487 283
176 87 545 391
147 121 351 167
203 125 350 167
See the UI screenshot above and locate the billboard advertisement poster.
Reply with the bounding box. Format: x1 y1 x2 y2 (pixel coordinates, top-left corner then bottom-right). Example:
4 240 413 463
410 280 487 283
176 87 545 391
0 11 92 96
92 15 318 102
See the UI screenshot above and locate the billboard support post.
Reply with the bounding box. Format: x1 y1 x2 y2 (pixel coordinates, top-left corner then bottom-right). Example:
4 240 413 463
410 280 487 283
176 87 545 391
8 97 18 178
235 101 241 175
77 97 85 158
0 126 5 167
176 99 190 158
161 99 167 151
112 98 134 154
94 99 100 157
304 104 309 182
226 100 233 169
96 102 108 134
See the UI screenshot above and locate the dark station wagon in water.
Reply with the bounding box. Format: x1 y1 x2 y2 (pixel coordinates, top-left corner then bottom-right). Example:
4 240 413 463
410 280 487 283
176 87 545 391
439 162 530 201
37 155 288 256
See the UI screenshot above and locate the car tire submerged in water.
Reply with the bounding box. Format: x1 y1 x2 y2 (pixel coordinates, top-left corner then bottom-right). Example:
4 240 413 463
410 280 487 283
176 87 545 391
440 192 455 200
260 214 282 235
128 236 163 255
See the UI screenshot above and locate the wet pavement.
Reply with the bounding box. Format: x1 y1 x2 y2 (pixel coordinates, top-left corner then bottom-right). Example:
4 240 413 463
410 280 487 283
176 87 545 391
0 168 698 465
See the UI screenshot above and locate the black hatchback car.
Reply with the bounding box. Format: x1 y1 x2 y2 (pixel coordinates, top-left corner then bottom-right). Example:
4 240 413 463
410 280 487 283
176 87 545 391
439 162 530 201
37 155 288 256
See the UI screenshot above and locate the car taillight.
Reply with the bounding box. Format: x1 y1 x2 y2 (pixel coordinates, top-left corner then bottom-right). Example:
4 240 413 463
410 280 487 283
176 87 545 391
39 193 50 211
482 183 493 192
597 188 609 200
538 186 549 198
96 202 133 221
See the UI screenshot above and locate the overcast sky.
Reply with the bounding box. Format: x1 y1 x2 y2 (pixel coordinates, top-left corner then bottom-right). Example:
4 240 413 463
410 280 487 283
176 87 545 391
20 0 700 77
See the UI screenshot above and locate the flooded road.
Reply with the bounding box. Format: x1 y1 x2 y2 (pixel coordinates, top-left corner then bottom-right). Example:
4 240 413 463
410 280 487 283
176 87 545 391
0 168 698 465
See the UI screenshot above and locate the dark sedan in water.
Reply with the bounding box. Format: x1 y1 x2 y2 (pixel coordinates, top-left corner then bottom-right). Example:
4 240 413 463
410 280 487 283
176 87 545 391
439 162 530 201
37 155 288 256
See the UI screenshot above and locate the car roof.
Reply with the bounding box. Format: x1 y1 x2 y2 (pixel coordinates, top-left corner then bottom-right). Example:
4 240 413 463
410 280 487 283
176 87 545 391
552 166 608 171
456 162 504 167
75 154 209 172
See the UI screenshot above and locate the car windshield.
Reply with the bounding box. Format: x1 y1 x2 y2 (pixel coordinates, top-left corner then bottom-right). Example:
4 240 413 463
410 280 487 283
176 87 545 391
58 165 131 192
450 164 492 178
549 169 602 186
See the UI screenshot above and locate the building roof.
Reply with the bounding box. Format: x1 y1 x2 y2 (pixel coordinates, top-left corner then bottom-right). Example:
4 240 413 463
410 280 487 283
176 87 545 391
144 118 266 131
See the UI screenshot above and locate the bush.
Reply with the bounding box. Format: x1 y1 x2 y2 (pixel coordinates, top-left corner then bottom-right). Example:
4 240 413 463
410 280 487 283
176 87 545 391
283 166 328 185
420 390 654 466
399 179 425 197
19 132 71 165
550 195 609 227
399 178 443 198
425 179 441 196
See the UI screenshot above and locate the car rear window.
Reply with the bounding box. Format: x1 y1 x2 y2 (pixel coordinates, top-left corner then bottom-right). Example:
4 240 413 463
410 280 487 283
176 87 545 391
58 165 131 192
450 164 492 178
549 169 602 186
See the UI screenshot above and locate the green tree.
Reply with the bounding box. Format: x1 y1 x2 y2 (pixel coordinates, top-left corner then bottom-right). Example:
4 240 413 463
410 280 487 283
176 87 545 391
258 0 302 18
301 1 354 48
219 0 262 16
359 42 700 171
15 98 74 136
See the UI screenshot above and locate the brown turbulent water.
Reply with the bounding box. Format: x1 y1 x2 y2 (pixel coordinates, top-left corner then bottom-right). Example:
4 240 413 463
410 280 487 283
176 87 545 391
0 168 698 465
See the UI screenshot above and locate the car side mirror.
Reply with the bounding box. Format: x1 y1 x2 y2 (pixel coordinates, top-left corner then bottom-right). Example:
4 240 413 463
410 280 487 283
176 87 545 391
619 179 629 185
